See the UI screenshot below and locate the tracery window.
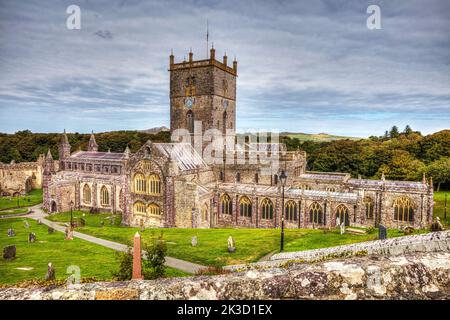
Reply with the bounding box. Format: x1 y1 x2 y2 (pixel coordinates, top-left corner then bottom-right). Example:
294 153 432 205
148 174 161 195
134 173 146 194
261 198 274 220
134 201 146 215
82 184 91 204
148 203 161 215
100 186 110 206
239 196 252 217
393 197 414 222
220 194 232 215
364 197 374 219
309 202 323 224
285 200 298 221
201 203 209 221
336 204 350 226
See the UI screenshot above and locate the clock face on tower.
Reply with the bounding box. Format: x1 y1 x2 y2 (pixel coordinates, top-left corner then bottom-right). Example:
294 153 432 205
185 97 194 108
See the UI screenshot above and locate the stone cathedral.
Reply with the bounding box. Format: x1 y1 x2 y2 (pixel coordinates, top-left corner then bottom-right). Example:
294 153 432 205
42 47 434 229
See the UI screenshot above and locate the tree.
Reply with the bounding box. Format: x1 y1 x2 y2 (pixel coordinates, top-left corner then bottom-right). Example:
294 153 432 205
426 157 450 191
403 125 413 135
375 150 425 181
389 126 400 138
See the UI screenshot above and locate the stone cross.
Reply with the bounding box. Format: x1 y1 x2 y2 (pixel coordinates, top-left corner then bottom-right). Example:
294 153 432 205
28 232 36 243
191 236 198 247
379 224 387 240
132 232 143 280
340 222 345 235
7 228 15 237
228 236 236 253
45 262 55 281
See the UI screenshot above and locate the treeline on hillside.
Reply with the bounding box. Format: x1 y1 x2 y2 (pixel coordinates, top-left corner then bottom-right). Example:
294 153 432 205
1 126 449 190
281 126 450 190
0 130 170 163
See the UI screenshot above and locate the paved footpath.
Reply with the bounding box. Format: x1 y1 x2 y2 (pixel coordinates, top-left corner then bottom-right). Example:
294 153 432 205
1 205 206 274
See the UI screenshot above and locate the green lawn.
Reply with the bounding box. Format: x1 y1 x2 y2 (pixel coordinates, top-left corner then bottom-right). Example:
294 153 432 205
433 191 450 227
0 208 29 216
47 211 423 267
0 218 188 285
0 189 43 211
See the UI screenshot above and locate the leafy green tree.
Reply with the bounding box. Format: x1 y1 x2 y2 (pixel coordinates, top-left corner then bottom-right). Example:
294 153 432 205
375 150 425 181
426 157 450 191
389 126 400 138
403 125 413 135
111 246 133 281
143 232 167 279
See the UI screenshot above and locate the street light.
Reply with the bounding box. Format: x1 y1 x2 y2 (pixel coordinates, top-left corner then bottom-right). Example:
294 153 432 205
69 200 74 229
279 170 287 252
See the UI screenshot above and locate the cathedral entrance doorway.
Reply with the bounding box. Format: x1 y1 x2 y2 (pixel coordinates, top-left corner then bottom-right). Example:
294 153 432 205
50 201 57 213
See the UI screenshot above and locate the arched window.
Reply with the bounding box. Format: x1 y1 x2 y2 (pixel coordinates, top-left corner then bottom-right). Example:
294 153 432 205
134 201 146 215
364 197 374 219
186 110 194 134
222 111 227 133
201 203 209 221
83 184 91 204
261 198 274 220
239 196 252 217
148 203 161 215
220 194 232 215
273 174 278 185
285 200 298 221
219 171 224 181
326 187 336 192
100 186 110 206
236 172 241 182
336 204 350 226
134 173 146 194
255 173 259 184
309 202 323 224
393 197 414 222
148 174 161 195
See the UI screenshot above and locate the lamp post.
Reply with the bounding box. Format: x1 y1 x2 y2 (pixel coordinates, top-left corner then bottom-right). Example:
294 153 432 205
279 170 287 252
69 200 74 229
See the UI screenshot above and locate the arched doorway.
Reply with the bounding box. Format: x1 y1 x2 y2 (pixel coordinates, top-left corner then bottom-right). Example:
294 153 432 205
50 201 57 213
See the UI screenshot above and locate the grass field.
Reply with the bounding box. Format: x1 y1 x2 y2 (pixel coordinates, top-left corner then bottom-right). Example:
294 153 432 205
0 189 42 211
0 208 29 216
0 218 188 285
433 191 450 227
285 133 361 142
47 212 422 267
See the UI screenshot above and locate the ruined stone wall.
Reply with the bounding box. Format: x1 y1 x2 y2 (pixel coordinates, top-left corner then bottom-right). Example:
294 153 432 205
0 160 45 195
1 251 449 300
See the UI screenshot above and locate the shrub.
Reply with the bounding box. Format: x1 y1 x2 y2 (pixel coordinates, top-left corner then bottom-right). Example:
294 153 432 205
111 245 133 281
143 231 167 280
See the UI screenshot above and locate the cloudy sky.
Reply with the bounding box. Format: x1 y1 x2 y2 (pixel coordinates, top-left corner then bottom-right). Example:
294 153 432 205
0 0 449 137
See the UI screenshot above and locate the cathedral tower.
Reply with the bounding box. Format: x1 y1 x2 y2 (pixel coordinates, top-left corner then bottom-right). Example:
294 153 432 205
88 131 99 152
169 47 237 147
59 129 71 160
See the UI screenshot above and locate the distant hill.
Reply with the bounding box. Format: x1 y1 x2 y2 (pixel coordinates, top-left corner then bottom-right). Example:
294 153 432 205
140 126 170 134
281 132 361 142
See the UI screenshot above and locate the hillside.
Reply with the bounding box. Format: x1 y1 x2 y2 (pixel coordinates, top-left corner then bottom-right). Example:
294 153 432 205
281 132 361 142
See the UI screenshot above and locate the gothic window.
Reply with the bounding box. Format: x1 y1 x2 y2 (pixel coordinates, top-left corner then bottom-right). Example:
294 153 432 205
100 186 110 206
260 198 274 220
239 196 252 217
236 172 241 182
336 204 350 226
148 174 161 195
223 111 227 133
309 202 323 224
222 79 228 94
303 184 312 191
134 173 146 194
393 197 414 222
219 171 224 181
364 197 374 219
220 194 232 215
186 110 194 134
326 187 336 192
201 203 209 221
285 200 298 221
273 174 278 185
134 201 146 215
255 173 259 184
83 184 91 205
148 203 161 215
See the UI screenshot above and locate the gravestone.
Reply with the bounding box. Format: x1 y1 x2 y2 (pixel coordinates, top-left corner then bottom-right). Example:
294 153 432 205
3 245 16 260
430 217 444 232
37 219 42 225
340 222 345 235
379 224 387 240
65 226 73 240
7 228 15 237
45 262 55 281
24 220 30 229
48 226 55 234
28 232 36 243
191 236 198 247
227 236 236 253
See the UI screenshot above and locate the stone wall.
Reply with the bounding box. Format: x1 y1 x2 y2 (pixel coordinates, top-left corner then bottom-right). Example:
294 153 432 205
1 251 449 300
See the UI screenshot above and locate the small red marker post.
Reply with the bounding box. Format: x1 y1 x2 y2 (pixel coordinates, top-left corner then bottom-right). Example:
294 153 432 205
132 232 143 280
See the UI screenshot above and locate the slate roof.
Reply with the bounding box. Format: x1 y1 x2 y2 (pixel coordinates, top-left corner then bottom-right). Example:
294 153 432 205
299 172 349 182
155 143 208 171
348 178 428 191
70 151 126 161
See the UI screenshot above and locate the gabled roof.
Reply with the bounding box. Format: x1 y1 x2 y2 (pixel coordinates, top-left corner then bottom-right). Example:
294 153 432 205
155 143 208 171
69 151 126 161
